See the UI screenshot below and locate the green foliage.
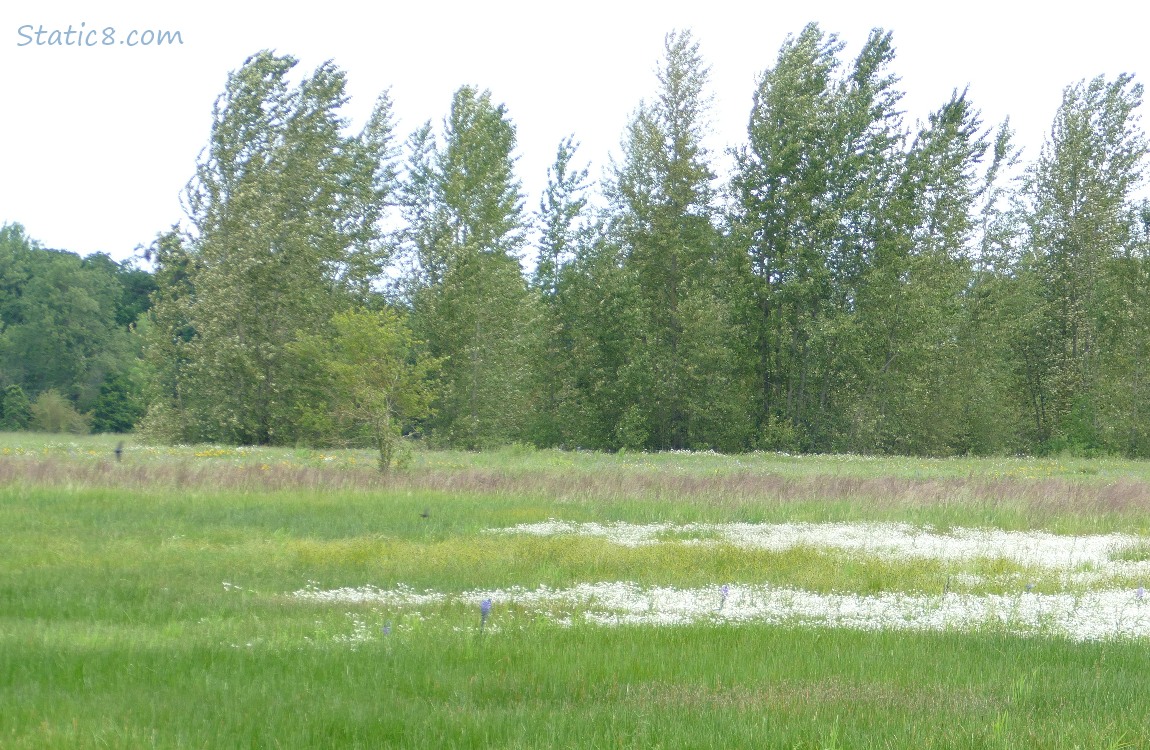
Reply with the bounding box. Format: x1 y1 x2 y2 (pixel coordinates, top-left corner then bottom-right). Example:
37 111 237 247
290 307 440 471
137 230 197 443
948 123 1029 455
606 30 755 451
734 25 870 449
144 52 399 445
29 389 89 433
406 86 538 449
849 88 990 455
534 135 589 299
0 384 31 430
730 25 1049 457
12 31 1150 460
528 137 592 447
0 223 139 412
80 252 157 327
545 228 636 449
90 373 144 433
1015 75 1148 454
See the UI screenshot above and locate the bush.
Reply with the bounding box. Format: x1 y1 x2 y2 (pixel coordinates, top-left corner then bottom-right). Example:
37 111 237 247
30 390 90 434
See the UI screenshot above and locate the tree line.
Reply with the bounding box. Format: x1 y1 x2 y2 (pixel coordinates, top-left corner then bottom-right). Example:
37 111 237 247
6 24 1149 463
0 222 154 433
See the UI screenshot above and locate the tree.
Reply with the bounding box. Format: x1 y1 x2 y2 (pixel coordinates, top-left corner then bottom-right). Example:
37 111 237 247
849 88 992 454
607 29 754 450
397 122 447 295
291 308 439 471
950 122 1030 454
0 223 135 412
91 373 144 433
80 251 157 327
144 51 399 445
407 86 537 448
732 24 908 451
1017 74 1147 451
535 136 590 298
0 384 31 430
137 229 198 441
546 224 636 449
731 23 843 449
529 136 591 446
1106 201 1150 454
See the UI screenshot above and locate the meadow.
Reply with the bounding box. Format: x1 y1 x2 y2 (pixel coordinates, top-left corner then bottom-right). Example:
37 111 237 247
4 434 1150 748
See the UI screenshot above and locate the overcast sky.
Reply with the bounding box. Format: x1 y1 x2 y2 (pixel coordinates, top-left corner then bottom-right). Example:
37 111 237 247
2 0 1147 262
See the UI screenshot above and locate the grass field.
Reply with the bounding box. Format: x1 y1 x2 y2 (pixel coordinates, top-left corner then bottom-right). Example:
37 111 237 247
4 434 1150 748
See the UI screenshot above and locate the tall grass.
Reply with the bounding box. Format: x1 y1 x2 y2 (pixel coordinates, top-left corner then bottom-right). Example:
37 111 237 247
3 433 1150 747
4 433 1150 532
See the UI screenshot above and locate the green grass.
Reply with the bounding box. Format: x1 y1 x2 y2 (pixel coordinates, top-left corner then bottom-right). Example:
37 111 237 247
1111 540 1150 563
4 432 1150 747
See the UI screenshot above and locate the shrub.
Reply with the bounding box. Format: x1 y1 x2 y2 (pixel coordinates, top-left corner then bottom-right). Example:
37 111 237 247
30 390 90 434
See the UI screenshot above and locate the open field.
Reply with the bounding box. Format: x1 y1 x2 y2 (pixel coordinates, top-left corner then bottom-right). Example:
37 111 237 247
4 434 1150 747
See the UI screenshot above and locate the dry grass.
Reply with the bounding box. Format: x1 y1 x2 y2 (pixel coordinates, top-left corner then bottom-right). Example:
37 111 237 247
4 453 1150 522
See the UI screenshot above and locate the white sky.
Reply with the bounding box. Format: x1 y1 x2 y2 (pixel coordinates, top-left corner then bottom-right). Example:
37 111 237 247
2 0 1147 262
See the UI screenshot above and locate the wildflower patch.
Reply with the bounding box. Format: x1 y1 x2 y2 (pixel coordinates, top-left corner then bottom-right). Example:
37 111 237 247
293 521 1150 642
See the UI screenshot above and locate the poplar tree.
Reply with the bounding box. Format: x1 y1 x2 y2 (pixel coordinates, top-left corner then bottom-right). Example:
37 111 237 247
731 23 843 450
1017 74 1147 451
530 136 591 446
535 136 589 299
853 89 991 454
548 222 636 449
144 51 398 444
408 86 536 448
608 29 753 451
947 122 1028 454
733 24 907 451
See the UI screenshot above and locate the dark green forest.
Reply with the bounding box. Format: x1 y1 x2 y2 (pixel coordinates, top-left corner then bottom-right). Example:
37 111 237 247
0 222 153 434
5 24 1150 462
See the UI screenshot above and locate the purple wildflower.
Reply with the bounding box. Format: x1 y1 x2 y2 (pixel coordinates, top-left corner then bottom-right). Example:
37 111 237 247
480 598 493 630
382 621 392 636
1138 586 1145 601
